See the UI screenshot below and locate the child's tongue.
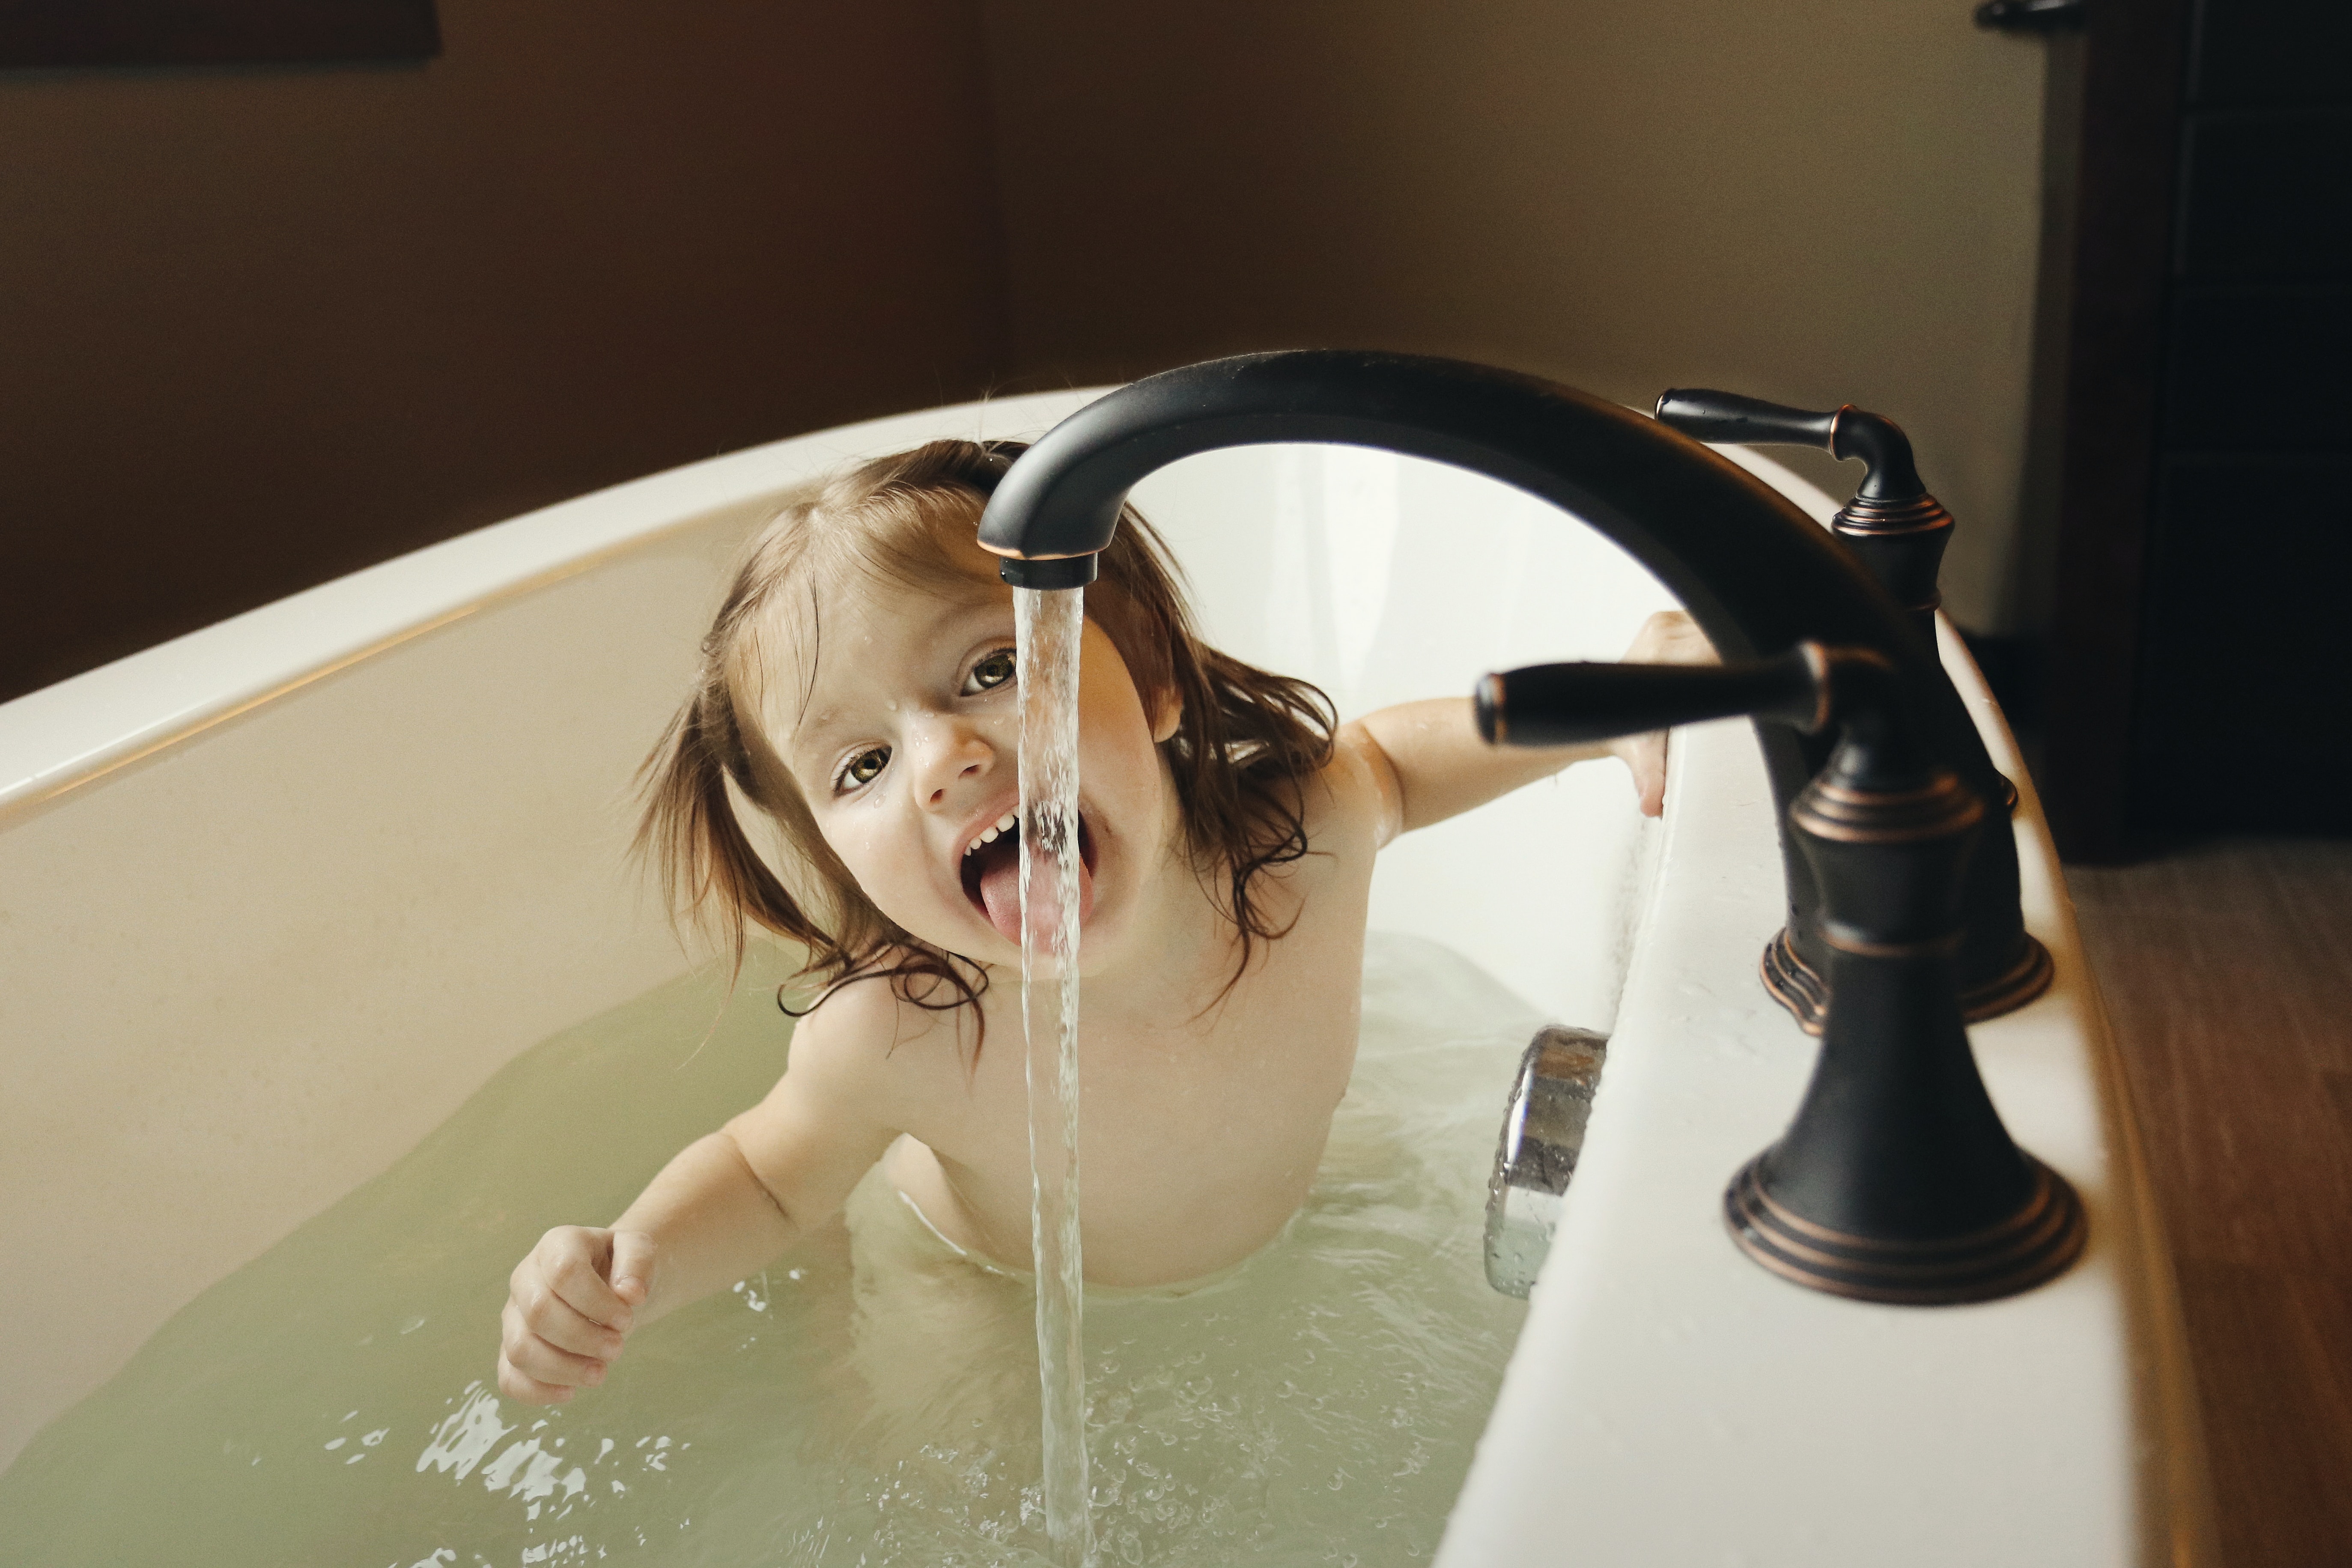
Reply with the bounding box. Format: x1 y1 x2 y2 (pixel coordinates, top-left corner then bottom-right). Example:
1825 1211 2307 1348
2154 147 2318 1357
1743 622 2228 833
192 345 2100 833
977 852 1025 943
972 822 1093 945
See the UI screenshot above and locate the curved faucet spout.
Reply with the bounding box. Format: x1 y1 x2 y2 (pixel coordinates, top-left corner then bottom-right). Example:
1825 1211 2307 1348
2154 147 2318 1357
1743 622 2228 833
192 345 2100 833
982 352 1901 661
977 349 2041 1011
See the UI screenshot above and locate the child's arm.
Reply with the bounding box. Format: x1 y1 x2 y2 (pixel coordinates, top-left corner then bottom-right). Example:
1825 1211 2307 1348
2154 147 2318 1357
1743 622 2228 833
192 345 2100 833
1341 611 1715 841
495 981 905 1405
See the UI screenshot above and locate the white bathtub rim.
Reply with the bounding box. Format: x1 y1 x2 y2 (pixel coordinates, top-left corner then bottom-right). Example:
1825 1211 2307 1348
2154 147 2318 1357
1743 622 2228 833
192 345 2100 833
1944 624 2219 1567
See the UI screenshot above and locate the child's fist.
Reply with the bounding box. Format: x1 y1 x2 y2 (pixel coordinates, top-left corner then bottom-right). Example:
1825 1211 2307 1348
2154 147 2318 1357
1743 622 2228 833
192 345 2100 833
1609 611 1717 817
497 1225 656 1405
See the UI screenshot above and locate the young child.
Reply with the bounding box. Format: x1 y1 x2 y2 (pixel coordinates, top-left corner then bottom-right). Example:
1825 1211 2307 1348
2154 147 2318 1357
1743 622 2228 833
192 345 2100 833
497 438 1707 1406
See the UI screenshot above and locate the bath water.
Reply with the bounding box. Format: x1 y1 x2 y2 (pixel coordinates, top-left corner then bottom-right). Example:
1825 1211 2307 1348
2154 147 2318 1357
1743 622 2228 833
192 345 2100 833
0 933 1541 1565
1013 584 1092 1566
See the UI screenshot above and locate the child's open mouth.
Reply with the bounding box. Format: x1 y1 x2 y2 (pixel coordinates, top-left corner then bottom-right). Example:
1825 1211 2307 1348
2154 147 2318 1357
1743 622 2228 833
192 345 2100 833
961 810 1098 945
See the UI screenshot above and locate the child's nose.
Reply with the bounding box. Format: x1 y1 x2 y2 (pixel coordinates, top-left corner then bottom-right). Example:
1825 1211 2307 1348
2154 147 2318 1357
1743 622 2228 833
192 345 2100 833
912 716 997 808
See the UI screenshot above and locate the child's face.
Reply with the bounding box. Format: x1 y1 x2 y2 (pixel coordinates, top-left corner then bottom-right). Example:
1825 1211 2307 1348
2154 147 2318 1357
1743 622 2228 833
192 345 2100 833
761 569 1180 973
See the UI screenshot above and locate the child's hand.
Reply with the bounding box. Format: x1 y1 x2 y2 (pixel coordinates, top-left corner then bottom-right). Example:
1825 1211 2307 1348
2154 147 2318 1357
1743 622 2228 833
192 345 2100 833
1608 611 1717 817
497 1225 656 1405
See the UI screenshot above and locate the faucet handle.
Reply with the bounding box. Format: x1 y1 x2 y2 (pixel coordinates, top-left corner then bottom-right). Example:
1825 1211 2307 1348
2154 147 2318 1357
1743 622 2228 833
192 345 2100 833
1652 388 1837 454
1657 388 1949 649
1474 644 1832 748
1474 639 1934 748
1654 389 1924 502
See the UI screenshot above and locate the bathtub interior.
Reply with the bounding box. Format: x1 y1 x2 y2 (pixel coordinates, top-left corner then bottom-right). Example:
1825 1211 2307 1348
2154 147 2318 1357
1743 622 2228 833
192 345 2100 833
1128 441 1684 1027
0 391 1717 1477
3 387 2203 1568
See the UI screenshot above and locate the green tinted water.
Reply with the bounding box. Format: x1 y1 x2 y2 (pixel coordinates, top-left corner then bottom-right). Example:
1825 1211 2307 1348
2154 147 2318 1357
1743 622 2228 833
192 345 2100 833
0 933 1538 1566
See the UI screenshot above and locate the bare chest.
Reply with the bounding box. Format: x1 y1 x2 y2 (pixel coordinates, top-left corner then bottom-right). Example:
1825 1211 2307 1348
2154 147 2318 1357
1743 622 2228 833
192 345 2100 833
889 879 1372 1283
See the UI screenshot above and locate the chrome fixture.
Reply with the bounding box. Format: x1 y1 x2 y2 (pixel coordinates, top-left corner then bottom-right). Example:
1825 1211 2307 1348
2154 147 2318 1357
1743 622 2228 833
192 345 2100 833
1485 1026 1609 1299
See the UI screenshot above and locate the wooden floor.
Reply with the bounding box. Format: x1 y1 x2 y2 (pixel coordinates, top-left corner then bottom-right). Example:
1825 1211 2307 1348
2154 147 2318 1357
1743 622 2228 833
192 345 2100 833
2068 840 2352 1568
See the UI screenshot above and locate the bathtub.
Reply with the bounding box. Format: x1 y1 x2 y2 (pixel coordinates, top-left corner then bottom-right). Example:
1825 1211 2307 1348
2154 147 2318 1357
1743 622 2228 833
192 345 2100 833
0 387 2210 1562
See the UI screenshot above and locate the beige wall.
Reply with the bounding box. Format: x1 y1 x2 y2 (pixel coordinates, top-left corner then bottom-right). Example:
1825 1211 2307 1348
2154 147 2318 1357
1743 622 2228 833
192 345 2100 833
0 0 1005 700
3 2 2059 698
981 0 2052 631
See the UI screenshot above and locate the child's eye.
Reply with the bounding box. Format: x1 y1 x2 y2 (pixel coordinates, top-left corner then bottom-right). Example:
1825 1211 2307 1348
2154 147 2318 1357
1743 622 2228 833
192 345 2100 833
963 648 1017 695
835 746 889 792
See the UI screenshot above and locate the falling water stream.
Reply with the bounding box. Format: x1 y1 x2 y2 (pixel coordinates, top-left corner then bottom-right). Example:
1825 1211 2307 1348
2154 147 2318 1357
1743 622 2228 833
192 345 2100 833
1014 584 1094 1566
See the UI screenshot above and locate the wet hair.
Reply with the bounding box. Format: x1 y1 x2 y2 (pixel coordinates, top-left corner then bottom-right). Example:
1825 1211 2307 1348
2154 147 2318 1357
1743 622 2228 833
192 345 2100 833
635 438 1336 1054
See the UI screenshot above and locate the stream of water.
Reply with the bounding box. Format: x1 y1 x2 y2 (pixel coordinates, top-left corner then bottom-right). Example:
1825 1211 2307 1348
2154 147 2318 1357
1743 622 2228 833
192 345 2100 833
1014 584 1094 1566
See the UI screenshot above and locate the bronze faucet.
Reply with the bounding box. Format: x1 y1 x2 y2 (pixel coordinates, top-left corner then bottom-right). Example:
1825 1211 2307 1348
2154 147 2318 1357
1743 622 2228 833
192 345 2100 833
1476 643 2085 1301
976 348 2084 1302
1651 387 2039 1025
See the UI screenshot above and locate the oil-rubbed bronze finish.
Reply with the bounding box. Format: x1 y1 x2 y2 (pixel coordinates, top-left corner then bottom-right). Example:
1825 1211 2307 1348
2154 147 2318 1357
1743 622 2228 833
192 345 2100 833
1817 929 1965 960
976 354 2078 1303
1959 932 2056 1019
1651 387 2034 1022
1763 927 2054 1035
1760 931 1833 1031
1832 494 1958 647
1725 1154 2087 1304
1724 661 2085 1304
1772 715 2042 1025
1653 390 1950 644
1794 772 1981 843
980 356 2048 1074
1836 492 1957 537
1470 631 2084 1304
1472 646 1828 751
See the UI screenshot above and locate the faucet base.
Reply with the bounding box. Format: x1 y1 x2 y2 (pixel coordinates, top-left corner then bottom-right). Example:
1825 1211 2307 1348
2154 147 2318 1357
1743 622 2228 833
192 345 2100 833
1760 926 2054 1034
1759 929 1835 1031
1723 1151 2088 1305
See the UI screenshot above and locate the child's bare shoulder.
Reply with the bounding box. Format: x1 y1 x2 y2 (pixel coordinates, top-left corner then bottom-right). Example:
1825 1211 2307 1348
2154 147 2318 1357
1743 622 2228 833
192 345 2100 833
783 966 971 1088
1316 720 1404 851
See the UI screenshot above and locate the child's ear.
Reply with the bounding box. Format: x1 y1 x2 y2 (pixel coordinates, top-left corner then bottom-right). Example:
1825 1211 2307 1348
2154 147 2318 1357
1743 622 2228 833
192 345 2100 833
1149 689 1182 743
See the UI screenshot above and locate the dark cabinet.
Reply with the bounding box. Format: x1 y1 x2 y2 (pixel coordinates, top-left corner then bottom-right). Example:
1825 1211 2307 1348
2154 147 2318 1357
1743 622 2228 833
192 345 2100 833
2131 0 2352 836
2046 0 2352 851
